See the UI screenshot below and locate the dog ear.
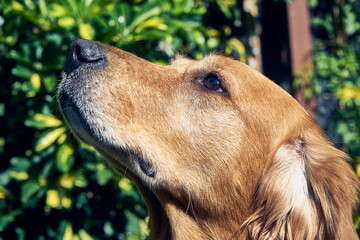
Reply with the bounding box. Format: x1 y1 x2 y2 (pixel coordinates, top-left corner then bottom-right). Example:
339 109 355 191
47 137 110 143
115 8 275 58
242 129 358 239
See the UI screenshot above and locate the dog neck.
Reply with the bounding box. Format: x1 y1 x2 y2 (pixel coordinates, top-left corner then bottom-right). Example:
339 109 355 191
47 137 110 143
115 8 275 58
144 171 259 240
139 155 264 239
152 191 249 240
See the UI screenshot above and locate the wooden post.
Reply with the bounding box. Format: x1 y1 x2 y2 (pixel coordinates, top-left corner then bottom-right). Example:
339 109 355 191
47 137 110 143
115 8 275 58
286 0 316 117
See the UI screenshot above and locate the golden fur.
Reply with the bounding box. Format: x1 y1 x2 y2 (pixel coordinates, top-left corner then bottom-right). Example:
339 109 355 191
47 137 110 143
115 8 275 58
58 40 359 239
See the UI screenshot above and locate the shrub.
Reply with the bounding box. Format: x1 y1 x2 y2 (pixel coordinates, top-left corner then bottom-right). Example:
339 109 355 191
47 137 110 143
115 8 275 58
0 0 246 238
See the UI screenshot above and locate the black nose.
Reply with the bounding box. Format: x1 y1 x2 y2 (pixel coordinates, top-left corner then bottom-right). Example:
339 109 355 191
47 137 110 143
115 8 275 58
65 39 105 75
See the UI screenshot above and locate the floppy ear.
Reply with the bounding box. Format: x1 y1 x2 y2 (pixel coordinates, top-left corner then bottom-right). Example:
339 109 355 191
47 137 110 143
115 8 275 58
242 129 358 239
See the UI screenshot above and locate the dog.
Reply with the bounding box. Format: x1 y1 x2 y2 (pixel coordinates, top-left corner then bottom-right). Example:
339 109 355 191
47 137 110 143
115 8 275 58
58 39 359 239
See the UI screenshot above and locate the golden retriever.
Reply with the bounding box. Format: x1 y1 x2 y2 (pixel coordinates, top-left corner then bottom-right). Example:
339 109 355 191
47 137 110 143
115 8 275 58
58 39 359 240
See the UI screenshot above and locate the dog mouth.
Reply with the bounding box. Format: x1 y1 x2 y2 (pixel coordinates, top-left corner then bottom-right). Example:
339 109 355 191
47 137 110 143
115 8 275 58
58 88 92 144
58 76 166 236
58 71 157 180
58 39 160 181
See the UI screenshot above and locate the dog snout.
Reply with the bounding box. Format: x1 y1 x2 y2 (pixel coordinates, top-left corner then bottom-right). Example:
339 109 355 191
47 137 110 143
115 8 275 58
65 39 105 75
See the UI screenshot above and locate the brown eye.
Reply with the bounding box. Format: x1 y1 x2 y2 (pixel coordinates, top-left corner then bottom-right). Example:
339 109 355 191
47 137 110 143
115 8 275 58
203 75 224 92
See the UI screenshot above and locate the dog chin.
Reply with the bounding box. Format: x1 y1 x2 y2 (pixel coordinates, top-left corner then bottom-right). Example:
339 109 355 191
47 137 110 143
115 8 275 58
58 74 157 182
59 74 113 150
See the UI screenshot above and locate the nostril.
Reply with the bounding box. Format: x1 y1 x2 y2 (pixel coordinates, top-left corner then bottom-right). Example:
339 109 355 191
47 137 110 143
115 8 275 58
77 46 103 63
75 43 104 63
65 39 105 75
75 45 81 61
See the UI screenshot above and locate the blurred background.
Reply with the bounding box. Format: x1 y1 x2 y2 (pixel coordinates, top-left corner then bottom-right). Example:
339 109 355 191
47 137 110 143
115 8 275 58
1 0 360 239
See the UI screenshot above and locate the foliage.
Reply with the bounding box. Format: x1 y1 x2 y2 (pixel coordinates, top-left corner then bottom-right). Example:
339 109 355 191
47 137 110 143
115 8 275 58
0 0 247 239
309 1 360 161
306 0 360 232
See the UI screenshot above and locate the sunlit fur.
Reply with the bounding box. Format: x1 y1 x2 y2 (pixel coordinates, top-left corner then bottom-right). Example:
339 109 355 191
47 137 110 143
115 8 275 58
58 43 359 240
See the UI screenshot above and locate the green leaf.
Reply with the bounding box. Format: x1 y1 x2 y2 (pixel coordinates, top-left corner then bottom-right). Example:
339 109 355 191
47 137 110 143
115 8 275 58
58 16 76 28
62 222 74 240
308 0 318 8
125 210 148 240
11 64 33 79
29 73 41 93
74 173 88 188
0 171 11 186
134 17 168 33
129 3 161 31
135 29 167 41
56 142 75 173
79 23 95 40
226 38 246 62
96 168 113 186
12 1 24 11
84 162 98 171
193 30 205 46
0 103 4 117
25 113 63 130
15 227 25 240
38 0 49 17
216 0 232 19
0 211 22 231
103 221 115 237
42 74 58 92
20 181 41 203
20 43 31 60
35 127 66 152
118 178 133 194
79 229 93 240
50 4 67 17
171 0 194 15
10 157 31 171
39 160 54 179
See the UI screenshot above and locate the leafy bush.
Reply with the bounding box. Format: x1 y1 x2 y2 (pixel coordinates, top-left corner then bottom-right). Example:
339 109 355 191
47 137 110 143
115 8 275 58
309 2 360 181
307 0 360 232
0 0 247 239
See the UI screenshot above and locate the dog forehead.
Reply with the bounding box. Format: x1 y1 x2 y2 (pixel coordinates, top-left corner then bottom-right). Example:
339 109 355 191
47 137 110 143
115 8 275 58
170 55 194 65
196 54 234 70
184 55 252 79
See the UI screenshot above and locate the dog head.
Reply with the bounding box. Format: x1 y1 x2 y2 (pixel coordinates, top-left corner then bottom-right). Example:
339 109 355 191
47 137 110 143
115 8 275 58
58 39 358 239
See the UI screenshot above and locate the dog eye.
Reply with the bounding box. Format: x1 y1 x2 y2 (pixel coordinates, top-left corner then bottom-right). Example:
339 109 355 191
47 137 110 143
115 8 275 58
202 75 224 93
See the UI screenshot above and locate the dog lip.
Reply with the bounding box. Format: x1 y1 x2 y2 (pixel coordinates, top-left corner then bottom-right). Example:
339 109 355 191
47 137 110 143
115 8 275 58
135 154 156 178
59 89 157 179
58 90 92 144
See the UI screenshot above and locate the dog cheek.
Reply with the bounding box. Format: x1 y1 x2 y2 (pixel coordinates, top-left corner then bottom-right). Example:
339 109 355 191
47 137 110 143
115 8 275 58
163 107 244 186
